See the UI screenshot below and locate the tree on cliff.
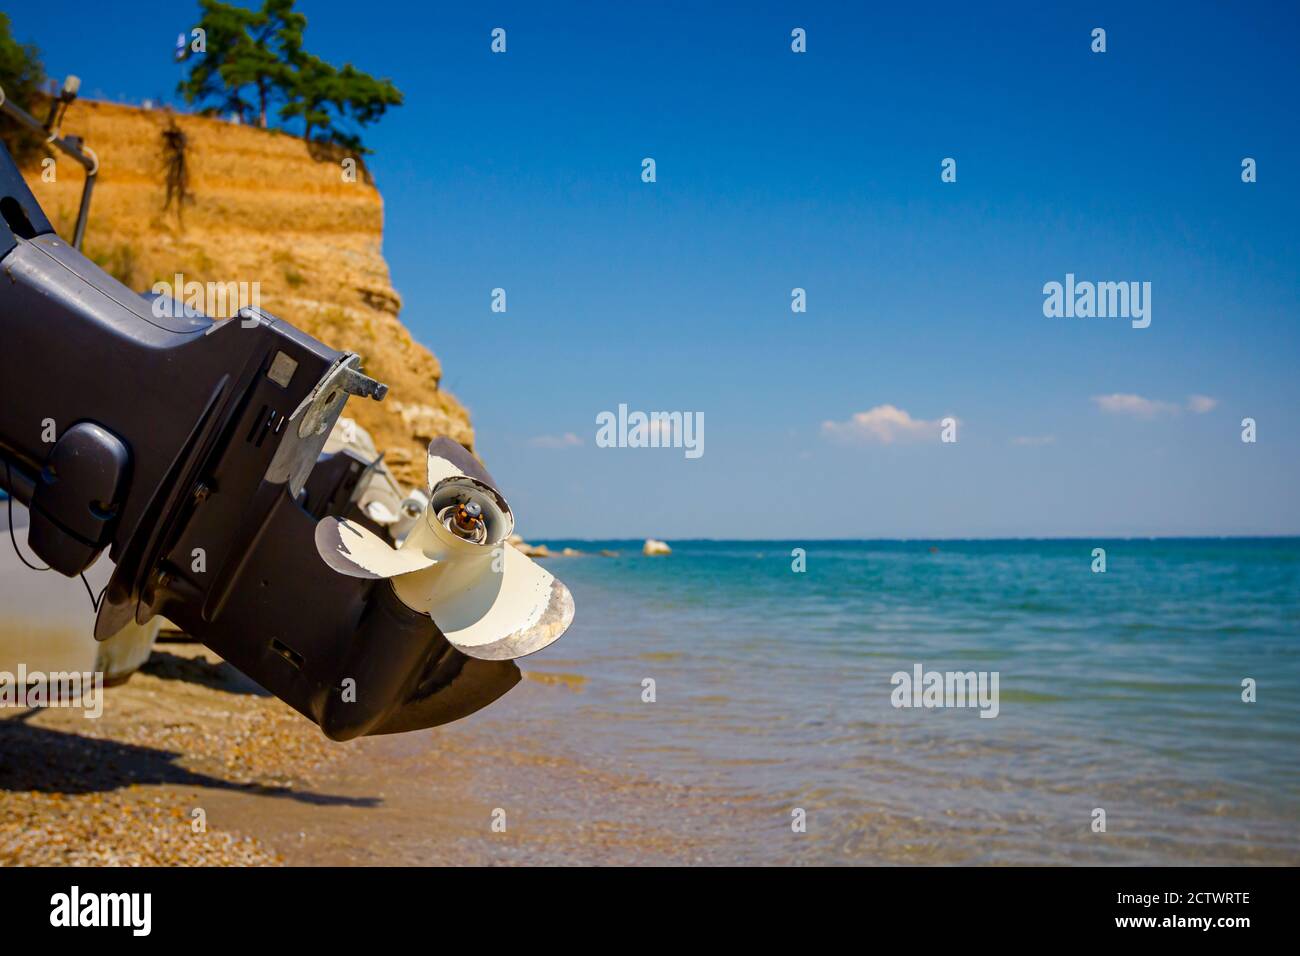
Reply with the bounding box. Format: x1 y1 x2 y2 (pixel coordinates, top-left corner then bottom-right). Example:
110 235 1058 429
178 0 303 129
179 0 401 152
277 52 334 143
0 12 47 163
284 60 402 153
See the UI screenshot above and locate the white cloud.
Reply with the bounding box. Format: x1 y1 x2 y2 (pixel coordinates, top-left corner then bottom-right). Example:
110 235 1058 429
528 432 583 449
1010 435 1055 446
1091 393 1180 419
1186 394 1218 414
820 404 950 444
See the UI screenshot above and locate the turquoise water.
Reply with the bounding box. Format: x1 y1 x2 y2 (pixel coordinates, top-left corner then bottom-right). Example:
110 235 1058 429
482 539 1300 863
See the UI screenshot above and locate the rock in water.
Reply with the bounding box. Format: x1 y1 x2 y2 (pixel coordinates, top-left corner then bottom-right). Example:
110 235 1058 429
642 539 671 556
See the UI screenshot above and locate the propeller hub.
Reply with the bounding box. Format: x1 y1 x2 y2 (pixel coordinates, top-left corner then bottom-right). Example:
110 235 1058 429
441 499 488 543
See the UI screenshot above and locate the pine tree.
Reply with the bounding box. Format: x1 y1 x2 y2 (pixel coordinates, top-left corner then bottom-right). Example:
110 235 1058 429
318 63 402 150
179 0 402 151
278 52 335 143
177 0 260 122
179 0 305 129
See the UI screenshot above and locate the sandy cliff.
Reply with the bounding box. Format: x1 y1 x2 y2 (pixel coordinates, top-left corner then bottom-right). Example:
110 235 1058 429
20 99 471 488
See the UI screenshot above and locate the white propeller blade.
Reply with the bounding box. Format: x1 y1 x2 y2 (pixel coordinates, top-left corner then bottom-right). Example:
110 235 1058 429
390 545 575 661
312 445 575 661
314 516 438 578
427 447 464 488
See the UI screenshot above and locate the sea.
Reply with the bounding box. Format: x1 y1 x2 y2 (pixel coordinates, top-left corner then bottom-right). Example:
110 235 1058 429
457 538 1300 864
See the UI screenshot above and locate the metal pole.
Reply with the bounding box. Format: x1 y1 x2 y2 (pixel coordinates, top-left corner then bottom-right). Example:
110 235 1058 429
71 166 96 249
0 82 98 250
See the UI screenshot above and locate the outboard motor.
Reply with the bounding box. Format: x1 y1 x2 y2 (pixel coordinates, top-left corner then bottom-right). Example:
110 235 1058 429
0 143 573 739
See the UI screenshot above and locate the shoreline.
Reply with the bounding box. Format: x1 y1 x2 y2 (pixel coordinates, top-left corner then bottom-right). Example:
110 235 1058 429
5 534 1298 867
0 644 764 866
3 639 1297 866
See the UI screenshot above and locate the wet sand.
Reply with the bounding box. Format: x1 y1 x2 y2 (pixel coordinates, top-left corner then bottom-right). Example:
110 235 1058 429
5 622 1294 866
0 645 764 866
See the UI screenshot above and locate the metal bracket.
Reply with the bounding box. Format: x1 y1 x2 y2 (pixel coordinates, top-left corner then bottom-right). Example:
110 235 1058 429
261 352 387 498
292 353 387 439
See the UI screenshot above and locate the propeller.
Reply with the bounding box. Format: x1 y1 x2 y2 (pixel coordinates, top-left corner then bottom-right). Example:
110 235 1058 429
313 440 574 661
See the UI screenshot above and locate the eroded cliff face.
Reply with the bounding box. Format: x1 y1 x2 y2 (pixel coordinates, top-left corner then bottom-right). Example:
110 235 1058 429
21 99 471 488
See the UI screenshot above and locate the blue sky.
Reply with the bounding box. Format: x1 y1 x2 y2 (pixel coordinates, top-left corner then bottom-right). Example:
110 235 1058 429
10 1 1299 538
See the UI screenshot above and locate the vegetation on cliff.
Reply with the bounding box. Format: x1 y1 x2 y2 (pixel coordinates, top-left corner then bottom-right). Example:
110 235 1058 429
0 12 47 163
178 0 402 153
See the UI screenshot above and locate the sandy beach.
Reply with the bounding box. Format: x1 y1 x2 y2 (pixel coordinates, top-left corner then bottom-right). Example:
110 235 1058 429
0 643 763 866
